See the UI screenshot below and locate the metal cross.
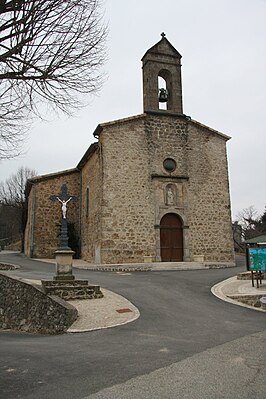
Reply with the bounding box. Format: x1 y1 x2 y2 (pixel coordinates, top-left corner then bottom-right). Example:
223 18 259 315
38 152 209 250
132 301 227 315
49 184 79 250
49 183 78 203
49 184 78 220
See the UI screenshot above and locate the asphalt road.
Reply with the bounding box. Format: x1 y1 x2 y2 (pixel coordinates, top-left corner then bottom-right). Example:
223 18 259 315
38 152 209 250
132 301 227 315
0 253 265 399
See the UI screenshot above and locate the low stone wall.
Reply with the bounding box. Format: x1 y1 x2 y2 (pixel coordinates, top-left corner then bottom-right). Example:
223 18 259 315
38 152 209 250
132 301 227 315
5 240 22 251
228 294 266 309
237 271 265 280
0 273 77 334
206 262 235 269
0 262 19 271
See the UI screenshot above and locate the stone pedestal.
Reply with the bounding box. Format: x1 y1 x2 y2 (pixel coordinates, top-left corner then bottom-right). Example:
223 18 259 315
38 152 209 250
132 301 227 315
42 248 104 300
54 249 75 281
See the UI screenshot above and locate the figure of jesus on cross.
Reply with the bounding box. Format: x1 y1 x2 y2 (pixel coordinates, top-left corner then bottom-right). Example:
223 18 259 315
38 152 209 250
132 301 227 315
56 197 72 219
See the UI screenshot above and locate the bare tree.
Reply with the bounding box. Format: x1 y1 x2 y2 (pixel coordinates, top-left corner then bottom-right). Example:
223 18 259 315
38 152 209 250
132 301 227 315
235 205 260 241
0 166 36 205
0 166 37 250
0 0 107 158
0 78 30 159
232 221 244 252
0 203 22 247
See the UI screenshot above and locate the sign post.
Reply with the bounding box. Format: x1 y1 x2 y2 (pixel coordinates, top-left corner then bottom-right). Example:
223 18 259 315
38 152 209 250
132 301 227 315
246 246 266 288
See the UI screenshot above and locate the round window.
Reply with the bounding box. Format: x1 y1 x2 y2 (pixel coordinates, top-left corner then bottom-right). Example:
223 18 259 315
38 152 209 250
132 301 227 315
163 158 176 173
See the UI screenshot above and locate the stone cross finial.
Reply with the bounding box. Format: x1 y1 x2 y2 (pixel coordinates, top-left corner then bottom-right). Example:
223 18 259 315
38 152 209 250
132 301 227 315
161 32 166 38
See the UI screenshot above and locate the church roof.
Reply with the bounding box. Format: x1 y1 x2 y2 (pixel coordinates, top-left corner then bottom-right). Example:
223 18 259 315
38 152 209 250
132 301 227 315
92 112 230 141
25 168 79 196
93 114 146 138
141 34 182 61
189 119 231 141
27 168 79 184
77 142 98 169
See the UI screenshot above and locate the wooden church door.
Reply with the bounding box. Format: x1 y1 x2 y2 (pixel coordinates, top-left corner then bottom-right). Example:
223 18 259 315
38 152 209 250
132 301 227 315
160 213 183 262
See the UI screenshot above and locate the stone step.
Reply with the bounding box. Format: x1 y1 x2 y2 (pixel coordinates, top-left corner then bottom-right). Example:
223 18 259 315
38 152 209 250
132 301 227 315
74 261 235 272
79 263 203 272
152 263 205 271
41 280 103 300
43 280 90 287
44 257 225 271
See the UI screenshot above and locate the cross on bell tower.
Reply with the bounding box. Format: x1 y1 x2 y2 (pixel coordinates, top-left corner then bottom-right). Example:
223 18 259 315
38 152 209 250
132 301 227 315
142 33 183 114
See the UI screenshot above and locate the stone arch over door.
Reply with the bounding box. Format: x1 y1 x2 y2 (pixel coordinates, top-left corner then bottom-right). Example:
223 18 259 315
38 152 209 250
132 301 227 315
160 213 183 262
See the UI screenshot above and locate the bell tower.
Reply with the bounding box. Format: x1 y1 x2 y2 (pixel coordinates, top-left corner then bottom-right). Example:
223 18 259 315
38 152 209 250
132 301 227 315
142 33 183 114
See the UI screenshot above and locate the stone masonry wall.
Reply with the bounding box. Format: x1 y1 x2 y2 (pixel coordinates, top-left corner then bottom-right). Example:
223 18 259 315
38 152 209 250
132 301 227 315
99 116 156 263
24 113 234 264
80 148 102 262
144 113 190 261
24 170 80 258
187 121 234 262
97 113 234 264
144 114 234 263
0 273 77 334
145 114 188 176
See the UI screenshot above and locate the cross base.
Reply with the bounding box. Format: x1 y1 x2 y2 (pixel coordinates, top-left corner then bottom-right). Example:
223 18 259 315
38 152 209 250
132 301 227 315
53 275 75 281
54 249 75 281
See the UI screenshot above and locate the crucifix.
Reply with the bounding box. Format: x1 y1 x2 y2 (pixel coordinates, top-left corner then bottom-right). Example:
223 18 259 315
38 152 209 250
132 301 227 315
50 183 78 220
49 184 79 250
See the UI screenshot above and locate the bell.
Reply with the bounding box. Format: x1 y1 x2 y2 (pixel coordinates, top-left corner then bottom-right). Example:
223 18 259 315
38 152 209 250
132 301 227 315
158 88 168 103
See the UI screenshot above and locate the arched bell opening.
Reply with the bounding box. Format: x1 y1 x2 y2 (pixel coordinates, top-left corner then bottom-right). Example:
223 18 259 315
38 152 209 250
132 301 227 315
158 69 172 111
158 76 167 110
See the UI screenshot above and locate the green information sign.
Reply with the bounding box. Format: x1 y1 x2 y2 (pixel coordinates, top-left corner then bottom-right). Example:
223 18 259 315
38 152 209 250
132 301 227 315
247 247 266 271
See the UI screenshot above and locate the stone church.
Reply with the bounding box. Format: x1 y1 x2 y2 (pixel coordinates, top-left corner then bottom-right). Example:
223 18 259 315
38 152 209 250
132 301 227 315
24 35 235 265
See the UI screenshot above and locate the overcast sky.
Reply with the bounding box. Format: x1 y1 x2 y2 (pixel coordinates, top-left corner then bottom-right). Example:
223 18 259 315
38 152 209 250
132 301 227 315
0 0 265 219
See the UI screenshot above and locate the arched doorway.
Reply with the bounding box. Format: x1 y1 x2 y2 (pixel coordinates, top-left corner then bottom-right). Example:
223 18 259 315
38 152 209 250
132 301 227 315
160 213 183 262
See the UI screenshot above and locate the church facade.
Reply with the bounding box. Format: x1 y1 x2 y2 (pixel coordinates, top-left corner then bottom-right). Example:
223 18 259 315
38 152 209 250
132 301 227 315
24 35 235 265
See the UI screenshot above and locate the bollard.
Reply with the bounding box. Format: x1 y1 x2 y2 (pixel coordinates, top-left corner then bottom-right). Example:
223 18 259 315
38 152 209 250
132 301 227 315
259 297 266 310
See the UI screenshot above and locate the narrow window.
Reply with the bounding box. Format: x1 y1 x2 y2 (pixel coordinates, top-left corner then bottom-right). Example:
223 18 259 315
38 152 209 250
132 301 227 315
85 187 89 217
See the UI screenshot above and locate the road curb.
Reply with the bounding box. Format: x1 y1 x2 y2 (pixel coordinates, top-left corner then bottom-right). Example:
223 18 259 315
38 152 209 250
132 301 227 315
211 277 266 312
67 288 140 333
